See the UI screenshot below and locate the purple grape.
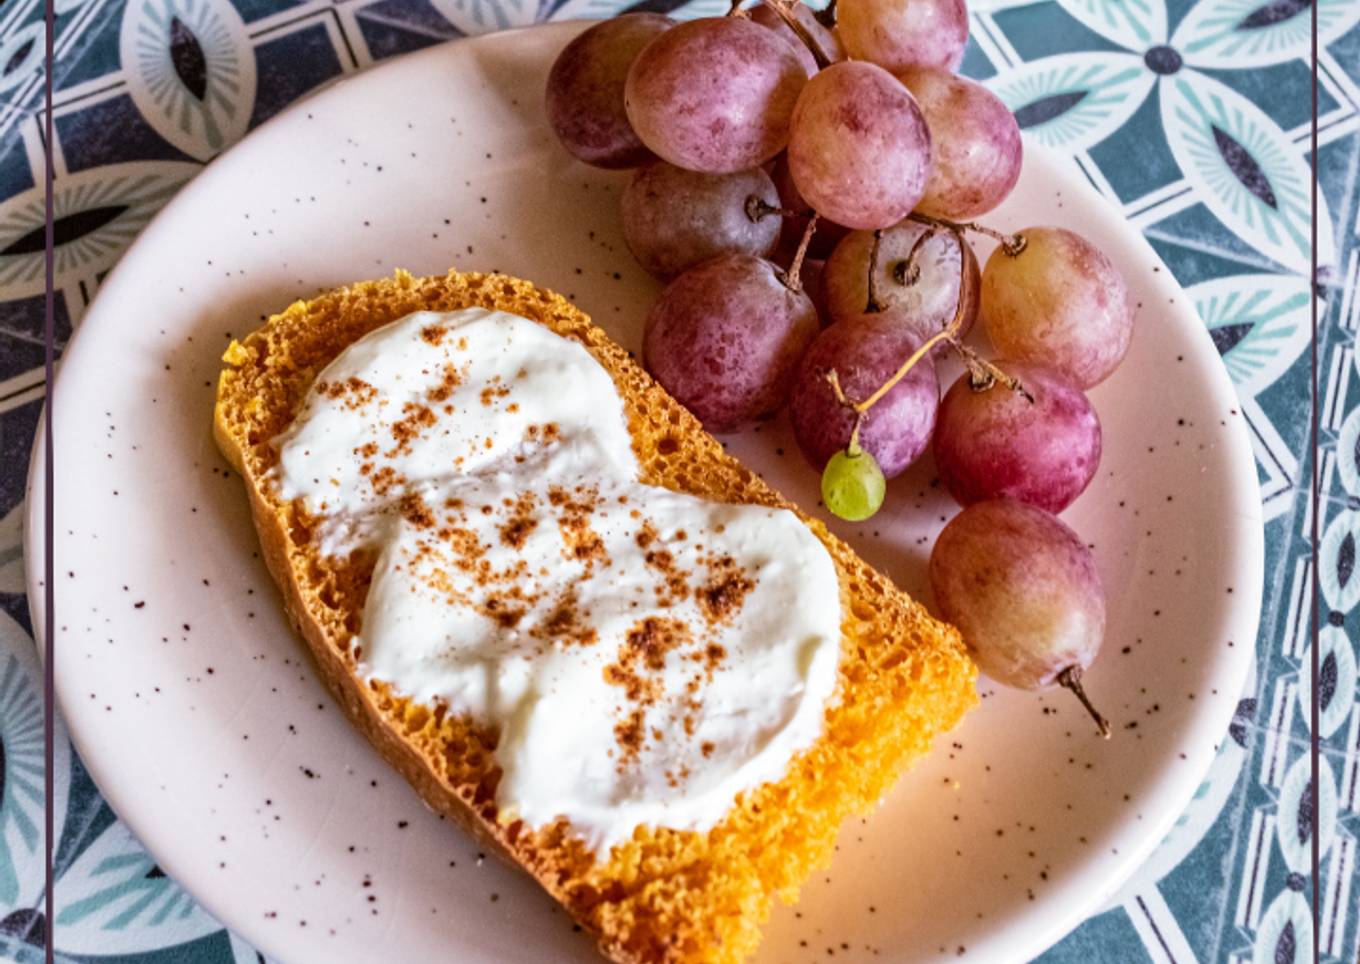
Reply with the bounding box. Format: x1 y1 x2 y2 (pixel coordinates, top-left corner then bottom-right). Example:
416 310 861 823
786 61 933 230
789 314 939 477
838 0 969 72
625 18 807 173
898 67 1023 220
643 253 820 432
621 163 781 279
933 362 1101 513
929 500 1108 732
981 227 1135 389
544 15 674 169
749 2 844 77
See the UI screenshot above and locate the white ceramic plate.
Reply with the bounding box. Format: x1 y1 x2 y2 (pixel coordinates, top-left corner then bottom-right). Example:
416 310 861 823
28 22 1263 964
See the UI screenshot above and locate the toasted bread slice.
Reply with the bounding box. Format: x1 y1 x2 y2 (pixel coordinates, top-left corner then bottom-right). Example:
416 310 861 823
214 269 976 964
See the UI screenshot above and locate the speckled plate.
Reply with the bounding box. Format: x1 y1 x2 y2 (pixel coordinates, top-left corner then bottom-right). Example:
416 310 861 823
27 21 1263 964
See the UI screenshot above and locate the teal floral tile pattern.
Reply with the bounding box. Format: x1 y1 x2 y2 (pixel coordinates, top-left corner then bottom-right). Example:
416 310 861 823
0 0 1353 958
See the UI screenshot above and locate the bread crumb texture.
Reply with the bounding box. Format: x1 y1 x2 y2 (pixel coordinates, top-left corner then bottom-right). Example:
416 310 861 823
214 269 977 964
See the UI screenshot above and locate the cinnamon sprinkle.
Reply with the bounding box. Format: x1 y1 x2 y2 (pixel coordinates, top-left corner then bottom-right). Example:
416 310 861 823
427 363 462 403
498 492 539 549
315 376 377 408
697 554 754 625
386 401 437 457
603 617 692 768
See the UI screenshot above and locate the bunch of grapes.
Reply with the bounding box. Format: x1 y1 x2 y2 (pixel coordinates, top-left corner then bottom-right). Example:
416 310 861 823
545 3 1136 732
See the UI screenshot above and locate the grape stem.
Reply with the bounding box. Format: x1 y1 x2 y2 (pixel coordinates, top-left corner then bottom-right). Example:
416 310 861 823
781 213 819 292
831 227 971 448
906 211 1027 257
828 226 1032 445
1058 666 1111 738
864 229 885 313
893 224 941 287
756 0 833 68
745 196 810 222
953 341 1034 402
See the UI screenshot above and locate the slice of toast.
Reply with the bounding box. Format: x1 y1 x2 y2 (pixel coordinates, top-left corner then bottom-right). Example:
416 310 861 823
214 268 976 964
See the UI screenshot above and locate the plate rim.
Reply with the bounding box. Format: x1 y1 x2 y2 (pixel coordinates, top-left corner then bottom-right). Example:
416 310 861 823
24 20 1265 963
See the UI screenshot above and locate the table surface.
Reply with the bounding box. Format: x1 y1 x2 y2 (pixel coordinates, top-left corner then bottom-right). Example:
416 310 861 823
0 0 1355 961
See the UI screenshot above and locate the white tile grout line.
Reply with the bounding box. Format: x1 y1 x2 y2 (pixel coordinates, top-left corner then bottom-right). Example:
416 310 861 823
1319 50 1360 115
1282 554 1309 660
0 382 44 415
317 10 366 72
242 0 336 37
1072 150 1122 204
968 12 1021 72
1297 110 1360 151
46 73 128 112
1128 188 1200 231
61 280 87 328
21 109 65 185
1322 836 1355 957
1234 808 1271 931
1124 178 1194 216
343 4 460 45
1142 228 1295 275
0 365 44 404
1124 885 1203 964
1339 248 1360 334
0 0 38 43
1294 111 1360 153
0 0 109 138
1323 343 1353 434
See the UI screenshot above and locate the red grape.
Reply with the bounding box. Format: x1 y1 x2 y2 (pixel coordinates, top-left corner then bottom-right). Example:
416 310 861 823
823 220 978 336
898 68 1022 220
929 500 1106 694
786 61 933 230
544 15 674 169
643 253 819 432
981 227 1134 389
789 315 939 477
933 362 1101 512
838 0 969 72
621 163 781 279
625 18 806 173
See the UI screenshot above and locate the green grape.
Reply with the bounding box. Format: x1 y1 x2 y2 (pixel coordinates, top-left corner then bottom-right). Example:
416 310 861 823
821 448 886 521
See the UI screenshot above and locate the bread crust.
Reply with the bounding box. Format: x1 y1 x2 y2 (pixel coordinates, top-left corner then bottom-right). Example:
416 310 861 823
214 269 976 964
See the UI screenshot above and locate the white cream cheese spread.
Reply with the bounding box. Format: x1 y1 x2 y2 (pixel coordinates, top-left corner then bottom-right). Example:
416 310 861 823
274 308 841 850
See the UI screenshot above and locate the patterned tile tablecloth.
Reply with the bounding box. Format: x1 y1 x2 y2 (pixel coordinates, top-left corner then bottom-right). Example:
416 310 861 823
0 0 1355 959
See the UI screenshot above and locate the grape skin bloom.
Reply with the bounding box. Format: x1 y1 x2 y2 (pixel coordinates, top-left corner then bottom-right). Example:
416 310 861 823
933 362 1102 513
625 18 807 174
643 253 819 433
786 62 933 231
621 163 781 279
838 0 969 73
898 68 1023 221
789 314 939 477
544 14 674 169
929 499 1106 689
981 227 1135 389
